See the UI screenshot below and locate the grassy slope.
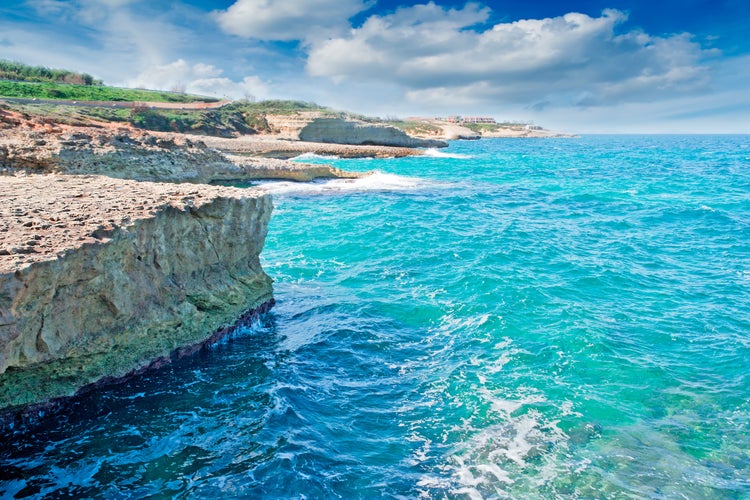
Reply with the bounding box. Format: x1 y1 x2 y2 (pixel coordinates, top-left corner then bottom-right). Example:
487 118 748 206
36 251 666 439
0 60 101 85
0 61 376 137
2 99 337 137
385 120 442 136
463 122 528 133
0 62 390 137
0 80 219 103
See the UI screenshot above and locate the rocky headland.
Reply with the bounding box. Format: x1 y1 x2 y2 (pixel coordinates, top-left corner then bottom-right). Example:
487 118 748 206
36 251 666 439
0 95 571 419
0 105 381 419
0 107 369 183
0 174 274 415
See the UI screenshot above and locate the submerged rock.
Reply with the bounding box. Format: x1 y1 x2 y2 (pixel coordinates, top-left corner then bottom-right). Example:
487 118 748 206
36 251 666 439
0 174 274 414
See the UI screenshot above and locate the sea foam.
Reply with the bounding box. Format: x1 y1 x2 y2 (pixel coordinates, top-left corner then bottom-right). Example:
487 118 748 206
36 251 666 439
423 148 473 159
256 171 438 195
290 152 341 161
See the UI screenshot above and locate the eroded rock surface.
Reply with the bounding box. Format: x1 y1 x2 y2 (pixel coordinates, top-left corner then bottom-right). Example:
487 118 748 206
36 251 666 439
299 117 448 148
0 108 365 183
0 174 274 411
200 136 424 159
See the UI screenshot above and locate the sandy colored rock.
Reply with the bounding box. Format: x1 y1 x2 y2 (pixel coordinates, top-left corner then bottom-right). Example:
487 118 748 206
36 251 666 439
199 135 425 159
299 117 448 148
0 108 368 183
0 173 274 410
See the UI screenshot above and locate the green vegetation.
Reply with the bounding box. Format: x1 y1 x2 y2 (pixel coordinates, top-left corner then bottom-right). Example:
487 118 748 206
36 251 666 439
0 60 101 85
0 60 220 103
126 100 338 136
3 99 342 137
386 120 442 135
2 102 127 127
0 80 219 103
128 104 257 137
463 122 527 133
0 59 366 137
239 100 331 115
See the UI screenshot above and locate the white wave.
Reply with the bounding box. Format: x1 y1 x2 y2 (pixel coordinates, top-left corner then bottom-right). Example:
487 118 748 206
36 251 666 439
423 148 473 159
435 392 573 497
256 171 436 195
290 152 341 161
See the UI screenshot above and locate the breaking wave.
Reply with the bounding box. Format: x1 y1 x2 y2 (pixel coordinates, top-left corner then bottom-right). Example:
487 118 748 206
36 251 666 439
256 171 443 195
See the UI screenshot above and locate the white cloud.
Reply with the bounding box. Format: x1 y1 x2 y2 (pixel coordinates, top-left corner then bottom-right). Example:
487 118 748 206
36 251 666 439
306 5 716 109
189 76 270 100
26 0 74 16
27 0 139 22
12 0 203 81
127 59 269 100
7 0 746 132
214 0 372 42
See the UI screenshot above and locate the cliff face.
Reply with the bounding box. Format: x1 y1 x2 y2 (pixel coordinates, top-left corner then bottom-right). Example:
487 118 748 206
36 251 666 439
0 128 336 183
0 175 274 411
299 118 448 148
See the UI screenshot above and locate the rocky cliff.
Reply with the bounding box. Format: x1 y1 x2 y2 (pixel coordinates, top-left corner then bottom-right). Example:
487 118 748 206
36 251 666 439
299 117 448 148
0 174 274 412
0 125 361 183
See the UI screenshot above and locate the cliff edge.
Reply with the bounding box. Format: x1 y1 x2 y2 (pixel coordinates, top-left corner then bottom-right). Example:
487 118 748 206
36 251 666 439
0 174 274 413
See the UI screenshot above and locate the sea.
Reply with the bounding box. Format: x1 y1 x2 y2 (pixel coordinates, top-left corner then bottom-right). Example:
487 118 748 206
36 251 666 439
1 135 749 499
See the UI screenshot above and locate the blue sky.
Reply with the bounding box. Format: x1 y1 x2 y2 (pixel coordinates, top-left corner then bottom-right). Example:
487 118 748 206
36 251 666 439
1 0 748 133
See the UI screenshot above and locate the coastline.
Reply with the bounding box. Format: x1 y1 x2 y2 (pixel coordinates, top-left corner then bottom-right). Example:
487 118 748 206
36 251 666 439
0 102 426 417
198 134 425 159
0 99 572 417
0 298 275 428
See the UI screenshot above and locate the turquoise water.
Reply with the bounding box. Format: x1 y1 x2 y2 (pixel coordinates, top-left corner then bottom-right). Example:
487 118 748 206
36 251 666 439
2 136 749 498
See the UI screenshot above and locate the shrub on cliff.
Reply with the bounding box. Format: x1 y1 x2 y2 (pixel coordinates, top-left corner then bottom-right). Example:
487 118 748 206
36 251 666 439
0 60 101 85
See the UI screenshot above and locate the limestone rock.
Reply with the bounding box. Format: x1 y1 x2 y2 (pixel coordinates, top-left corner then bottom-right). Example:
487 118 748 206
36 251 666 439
299 117 448 148
0 174 274 411
0 112 366 183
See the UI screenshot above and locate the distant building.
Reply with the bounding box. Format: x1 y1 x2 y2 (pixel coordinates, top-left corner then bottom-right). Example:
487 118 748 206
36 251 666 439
461 117 496 124
435 116 499 124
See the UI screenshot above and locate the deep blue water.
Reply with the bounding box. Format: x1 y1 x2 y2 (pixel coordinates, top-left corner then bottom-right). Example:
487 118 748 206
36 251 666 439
2 135 749 498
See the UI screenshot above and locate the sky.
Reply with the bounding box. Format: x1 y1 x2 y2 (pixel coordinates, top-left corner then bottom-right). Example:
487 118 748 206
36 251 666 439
1 0 749 133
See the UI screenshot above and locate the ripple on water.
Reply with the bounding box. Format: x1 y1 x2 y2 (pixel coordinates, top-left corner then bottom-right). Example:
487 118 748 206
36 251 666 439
2 136 749 498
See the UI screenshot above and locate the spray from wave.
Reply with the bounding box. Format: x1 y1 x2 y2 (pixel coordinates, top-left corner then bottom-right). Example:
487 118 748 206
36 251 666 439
256 171 442 195
423 148 473 159
290 152 341 161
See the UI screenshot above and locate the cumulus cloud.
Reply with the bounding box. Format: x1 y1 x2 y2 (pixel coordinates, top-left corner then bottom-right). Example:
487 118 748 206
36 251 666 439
306 4 715 108
14 0 203 82
127 59 269 100
214 0 372 42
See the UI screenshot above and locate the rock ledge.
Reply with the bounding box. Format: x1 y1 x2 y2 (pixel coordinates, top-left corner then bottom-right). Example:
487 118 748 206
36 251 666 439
0 174 274 412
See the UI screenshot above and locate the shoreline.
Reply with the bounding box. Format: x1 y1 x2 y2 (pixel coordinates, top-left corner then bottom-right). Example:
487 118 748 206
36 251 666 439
0 174 275 415
0 298 275 428
197 134 424 159
0 101 570 418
